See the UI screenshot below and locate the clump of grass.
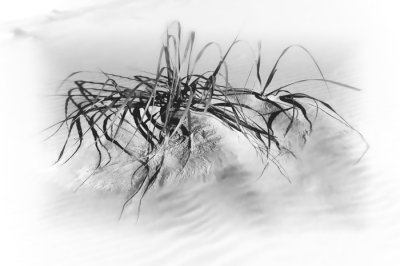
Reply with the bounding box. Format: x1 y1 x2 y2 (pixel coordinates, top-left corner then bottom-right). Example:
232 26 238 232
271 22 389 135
46 21 366 217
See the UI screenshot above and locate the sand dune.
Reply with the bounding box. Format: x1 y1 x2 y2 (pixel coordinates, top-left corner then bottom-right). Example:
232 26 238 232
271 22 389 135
1 0 400 265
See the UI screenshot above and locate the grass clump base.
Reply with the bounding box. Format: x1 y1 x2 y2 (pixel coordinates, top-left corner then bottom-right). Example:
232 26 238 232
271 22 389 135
46 21 366 217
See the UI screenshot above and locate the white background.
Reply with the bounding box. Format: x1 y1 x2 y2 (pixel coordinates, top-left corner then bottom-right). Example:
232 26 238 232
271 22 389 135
1 0 400 265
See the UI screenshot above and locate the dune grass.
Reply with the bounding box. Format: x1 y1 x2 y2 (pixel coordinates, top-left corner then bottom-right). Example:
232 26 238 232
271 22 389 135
46 21 366 216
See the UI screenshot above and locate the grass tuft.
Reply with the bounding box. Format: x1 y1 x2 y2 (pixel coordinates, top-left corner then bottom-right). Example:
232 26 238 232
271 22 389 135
46 21 367 217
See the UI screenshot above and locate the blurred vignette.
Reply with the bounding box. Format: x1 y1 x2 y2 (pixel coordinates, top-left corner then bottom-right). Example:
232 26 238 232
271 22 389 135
2 1 400 266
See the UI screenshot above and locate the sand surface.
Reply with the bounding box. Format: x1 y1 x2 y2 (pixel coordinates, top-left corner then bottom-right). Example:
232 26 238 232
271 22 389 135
1 1 400 265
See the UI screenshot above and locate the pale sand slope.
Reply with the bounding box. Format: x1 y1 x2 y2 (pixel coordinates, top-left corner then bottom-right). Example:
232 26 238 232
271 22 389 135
1 0 400 265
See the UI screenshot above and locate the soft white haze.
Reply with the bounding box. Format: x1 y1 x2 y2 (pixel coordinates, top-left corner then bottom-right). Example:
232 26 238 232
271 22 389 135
1 1 399 265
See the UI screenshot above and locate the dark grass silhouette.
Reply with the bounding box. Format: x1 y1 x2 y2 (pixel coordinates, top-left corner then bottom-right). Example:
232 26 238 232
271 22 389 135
45 21 365 217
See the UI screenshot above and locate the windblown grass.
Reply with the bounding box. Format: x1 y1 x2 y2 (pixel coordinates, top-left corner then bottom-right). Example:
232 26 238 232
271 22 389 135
46 21 366 216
